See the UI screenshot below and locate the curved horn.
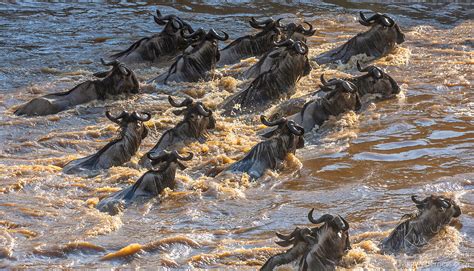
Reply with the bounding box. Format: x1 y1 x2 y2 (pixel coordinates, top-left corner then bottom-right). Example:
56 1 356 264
339 215 349 231
208 29 229 41
168 96 193 107
147 150 170 161
196 103 212 117
411 195 428 205
274 39 294 47
381 15 395 27
293 41 307 54
320 74 329 86
359 11 381 26
275 18 283 27
174 151 194 161
250 17 274 26
100 58 118 66
183 28 205 39
275 229 299 241
302 21 316 35
287 121 304 136
131 112 151 121
308 209 334 224
260 115 287 127
117 64 130 76
105 111 127 123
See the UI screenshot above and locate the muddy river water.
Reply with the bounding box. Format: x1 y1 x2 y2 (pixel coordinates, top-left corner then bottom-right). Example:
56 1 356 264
0 1 473 269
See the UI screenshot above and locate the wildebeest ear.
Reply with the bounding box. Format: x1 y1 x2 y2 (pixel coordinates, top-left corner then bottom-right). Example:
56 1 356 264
93 71 110 78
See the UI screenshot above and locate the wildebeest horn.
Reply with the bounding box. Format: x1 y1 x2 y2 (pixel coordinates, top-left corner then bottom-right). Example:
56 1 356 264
411 195 428 205
308 209 334 224
131 112 151 121
183 28 206 39
275 228 300 241
260 115 287 127
359 12 394 27
287 121 304 136
293 41 308 54
320 74 329 86
117 65 130 76
196 103 212 117
249 17 274 29
208 29 229 41
357 61 383 79
173 150 194 161
339 215 349 231
302 21 316 35
147 150 171 161
274 39 294 47
168 96 193 107
342 81 357 93
154 10 181 28
100 58 119 66
105 111 127 123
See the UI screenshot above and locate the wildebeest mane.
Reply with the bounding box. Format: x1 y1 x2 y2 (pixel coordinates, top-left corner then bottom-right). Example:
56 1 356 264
110 37 151 59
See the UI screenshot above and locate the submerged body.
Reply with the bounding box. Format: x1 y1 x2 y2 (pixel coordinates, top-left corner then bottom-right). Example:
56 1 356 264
315 12 405 65
63 111 150 174
14 59 139 116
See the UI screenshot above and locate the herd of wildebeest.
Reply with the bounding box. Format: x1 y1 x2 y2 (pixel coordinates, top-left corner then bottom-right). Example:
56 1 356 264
13 9 462 270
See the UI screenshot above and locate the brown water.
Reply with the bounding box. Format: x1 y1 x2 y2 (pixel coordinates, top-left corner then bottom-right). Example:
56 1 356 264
0 1 473 269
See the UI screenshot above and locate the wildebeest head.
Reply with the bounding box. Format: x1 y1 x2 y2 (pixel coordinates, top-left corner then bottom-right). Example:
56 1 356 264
249 17 282 40
273 39 312 77
411 194 461 222
280 21 316 42
105 110 151 140
93 58 140 97
319 75 362 112
168 95 216 131
154 9 194 36
306 210 351 255
148 150 194 171
359 11 405 44
350 61 401 98
260 115 305 150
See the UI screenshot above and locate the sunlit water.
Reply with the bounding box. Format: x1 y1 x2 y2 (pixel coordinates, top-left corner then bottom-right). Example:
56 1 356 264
0 1 473 269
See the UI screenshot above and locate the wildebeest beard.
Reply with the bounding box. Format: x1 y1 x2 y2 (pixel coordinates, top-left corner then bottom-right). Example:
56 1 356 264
381 195 461 253
221 41 311 115
96 151 193 215
315 12 405 65
223 116 304 180
62 111 150 174
261 211 350 271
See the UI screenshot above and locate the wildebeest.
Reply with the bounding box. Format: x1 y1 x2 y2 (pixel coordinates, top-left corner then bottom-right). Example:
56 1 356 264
150 28 228 84
213 116 304 180
381 195 461 253
139 96 215 168
261 210 351 271
221 39 311 115
109 10 194 64
268 62 399 121
96 150 193 215
218 17 282 66
14 59 139 116
315 12 405 65
62 111 150 174
263 76 360 137
242 21 315 80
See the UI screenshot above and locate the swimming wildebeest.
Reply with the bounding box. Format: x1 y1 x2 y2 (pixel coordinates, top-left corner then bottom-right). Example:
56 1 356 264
218 17 283 66
381 195 461 253
263 76 361 137
96 150 193 215
242 21 315 80
268 62 399 121
62 111 150 174
14 59 139 116
261 210 351 271
150 28 229 84
315 12 405 65
139 96 215 168
109 9 194 64
221 39 311 115
212 115 304 180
